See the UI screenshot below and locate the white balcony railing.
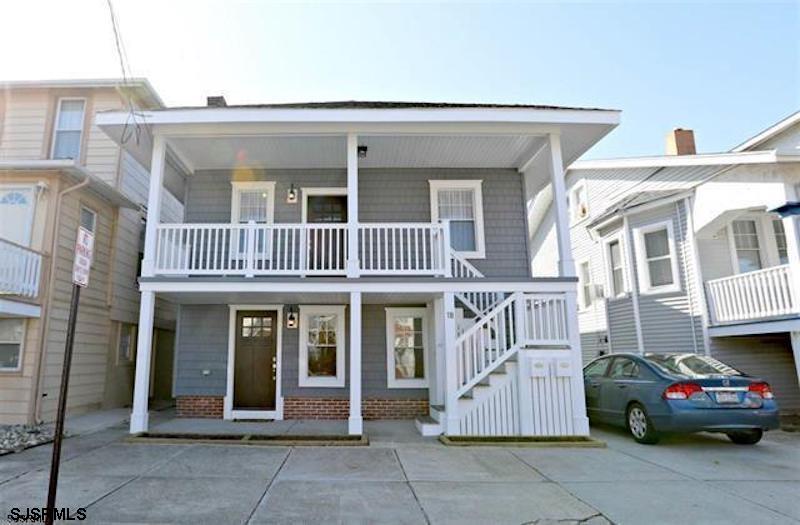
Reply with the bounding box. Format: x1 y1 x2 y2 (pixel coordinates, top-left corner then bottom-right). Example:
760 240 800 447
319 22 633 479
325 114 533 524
705 264 799 325
0 238 43 298
154 222 451 277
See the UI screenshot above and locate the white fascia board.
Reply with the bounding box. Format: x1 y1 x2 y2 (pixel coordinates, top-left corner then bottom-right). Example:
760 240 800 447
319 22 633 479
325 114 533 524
731 111 800 152
96 107 620 129
139 279 577 295
570 150 780 171
709 318 800 337
0 298 41 318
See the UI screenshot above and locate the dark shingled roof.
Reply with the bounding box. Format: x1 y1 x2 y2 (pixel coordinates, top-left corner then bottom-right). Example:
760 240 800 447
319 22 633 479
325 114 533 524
163 100 615 112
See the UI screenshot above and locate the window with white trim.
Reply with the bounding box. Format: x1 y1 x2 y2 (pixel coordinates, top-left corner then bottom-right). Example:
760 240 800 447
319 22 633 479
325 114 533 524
298 305 345 387
0 186 36 246
569 181 589 224
80 206 97 233
731 219 763 273
772 219 788 265
51 99 85 160
385 307 428 388
634 221 680 293
578 260 593 309
606 237 626 297
429 180 485 258
231 181 276 257
0 319 24 372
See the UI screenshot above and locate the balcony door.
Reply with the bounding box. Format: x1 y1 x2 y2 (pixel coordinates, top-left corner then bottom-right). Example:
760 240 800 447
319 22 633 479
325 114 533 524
303 188 347 273
0 186 35 247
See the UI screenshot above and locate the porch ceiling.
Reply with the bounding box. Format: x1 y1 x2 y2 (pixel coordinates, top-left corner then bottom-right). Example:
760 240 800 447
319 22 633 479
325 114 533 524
159 291 437 305
166 134 546 171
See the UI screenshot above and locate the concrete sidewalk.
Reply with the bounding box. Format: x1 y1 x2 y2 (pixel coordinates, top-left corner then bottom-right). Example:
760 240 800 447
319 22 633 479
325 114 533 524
0 420 797 524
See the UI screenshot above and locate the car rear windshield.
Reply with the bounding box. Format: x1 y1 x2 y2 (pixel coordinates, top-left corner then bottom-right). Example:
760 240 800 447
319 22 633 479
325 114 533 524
643 354 743 378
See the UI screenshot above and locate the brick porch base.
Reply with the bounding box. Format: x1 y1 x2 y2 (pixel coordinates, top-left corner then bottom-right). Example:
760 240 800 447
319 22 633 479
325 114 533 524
174 396 428 420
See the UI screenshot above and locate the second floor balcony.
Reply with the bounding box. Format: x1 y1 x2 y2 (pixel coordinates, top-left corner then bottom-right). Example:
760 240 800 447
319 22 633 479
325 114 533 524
705 264 799 326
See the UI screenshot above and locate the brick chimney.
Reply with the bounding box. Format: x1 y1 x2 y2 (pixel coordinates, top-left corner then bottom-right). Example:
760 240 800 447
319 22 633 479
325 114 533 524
206 95 227 107
666 128 696 155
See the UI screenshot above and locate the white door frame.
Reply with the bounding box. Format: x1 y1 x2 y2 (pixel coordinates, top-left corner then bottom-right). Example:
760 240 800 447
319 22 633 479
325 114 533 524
225 304 284 420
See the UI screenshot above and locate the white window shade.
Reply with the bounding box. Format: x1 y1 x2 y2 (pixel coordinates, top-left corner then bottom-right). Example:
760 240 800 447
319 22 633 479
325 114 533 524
429 180 485 258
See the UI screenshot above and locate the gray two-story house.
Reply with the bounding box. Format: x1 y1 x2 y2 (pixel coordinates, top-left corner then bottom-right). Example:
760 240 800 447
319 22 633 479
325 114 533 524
97 98 620 437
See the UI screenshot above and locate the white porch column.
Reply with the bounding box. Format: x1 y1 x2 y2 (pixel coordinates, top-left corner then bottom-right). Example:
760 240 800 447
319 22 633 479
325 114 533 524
548 133 576 278
432 297 446 407
348 291 363 435
442 292 460 435
141 134 166 277
130 291 155 433
346 133 360 278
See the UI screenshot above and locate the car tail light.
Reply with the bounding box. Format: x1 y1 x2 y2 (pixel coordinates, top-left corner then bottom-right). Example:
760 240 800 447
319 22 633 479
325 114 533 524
748 382 774 399
663 382 703 400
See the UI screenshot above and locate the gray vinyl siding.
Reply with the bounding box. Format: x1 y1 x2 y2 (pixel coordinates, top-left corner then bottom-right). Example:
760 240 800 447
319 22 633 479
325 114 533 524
606 298 638 353
710 334 800 413
174 304 428 400
184 168 529 278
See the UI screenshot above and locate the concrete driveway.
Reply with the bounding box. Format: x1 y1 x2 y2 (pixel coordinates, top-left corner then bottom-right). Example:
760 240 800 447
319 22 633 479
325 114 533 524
0 421 798 524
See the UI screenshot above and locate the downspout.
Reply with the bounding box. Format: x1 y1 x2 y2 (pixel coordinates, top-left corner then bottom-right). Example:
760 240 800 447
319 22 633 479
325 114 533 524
30 169 91 423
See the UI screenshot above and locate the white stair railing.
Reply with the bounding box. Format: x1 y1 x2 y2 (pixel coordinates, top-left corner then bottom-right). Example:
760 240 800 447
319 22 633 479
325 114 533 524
705 265 798 324
0 238 43 298
518 294 570 346
450 250 504 315
454 293 520 397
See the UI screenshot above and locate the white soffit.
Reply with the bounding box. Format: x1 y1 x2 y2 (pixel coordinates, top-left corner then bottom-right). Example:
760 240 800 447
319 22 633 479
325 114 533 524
169 134 545 170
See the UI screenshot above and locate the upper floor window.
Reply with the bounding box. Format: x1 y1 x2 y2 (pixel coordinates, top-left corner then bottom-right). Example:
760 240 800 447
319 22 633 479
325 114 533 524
231 181 276 257
606 236 626 298
772 219 788 265
730 219 762 273
569 181 589 224
634 221 680 294
429 180 485 258
80 206 97 234
51 99 85 160
0 186 35 246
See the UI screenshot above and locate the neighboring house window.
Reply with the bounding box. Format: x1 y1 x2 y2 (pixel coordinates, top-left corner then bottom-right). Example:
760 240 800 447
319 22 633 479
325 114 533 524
429 180 485 258
0 186 36 246
634 221 680 294
385 307 428 388
0 319 24 372
606 237 626 297
773 220 789 265
731 219 762 273
231 181 276 257
578 260 593 310
51 98 85 160
80 206 97 233
298 305 345 387
569 181 589 224
118 323 136 364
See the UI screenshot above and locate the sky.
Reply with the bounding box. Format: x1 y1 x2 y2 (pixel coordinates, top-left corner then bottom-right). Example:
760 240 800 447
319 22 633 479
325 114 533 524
2 0 798 159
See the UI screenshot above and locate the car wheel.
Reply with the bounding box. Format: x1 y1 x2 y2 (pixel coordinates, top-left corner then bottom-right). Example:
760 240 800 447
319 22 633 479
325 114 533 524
626 403 660 444
726 429 763 445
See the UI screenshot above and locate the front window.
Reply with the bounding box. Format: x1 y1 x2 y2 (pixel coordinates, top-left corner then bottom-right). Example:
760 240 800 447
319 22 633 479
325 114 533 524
584 358 610 378
430 180 485 258
635 221 679 293
0 319 24 371
607 239 625 297
773 220 789 265
51 99 85 160
298 305 345 387
578 261 592 309
608 358 639 379
0 186 36 246
731 219 762 273
385 307 428 388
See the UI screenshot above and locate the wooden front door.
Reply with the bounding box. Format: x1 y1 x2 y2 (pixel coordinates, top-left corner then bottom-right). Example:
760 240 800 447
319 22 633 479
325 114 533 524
306 195 347 271
234 310 278 410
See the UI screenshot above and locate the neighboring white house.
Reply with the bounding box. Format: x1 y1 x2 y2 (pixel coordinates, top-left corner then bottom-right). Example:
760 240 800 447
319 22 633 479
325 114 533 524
96 98 621 436
0 79 185 424
531 112 800 414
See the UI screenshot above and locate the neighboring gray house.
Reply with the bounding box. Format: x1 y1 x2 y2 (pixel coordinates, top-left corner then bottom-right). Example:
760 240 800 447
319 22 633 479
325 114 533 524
96 98 621 437
530 113 800 413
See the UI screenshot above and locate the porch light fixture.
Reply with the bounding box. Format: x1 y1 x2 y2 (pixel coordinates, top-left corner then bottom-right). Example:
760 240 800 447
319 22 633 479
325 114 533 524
357 145 368 159
286 306 299 329
287 184 298 204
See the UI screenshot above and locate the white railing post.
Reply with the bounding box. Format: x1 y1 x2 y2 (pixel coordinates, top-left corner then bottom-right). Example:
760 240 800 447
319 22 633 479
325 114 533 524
443 292 460 435
441 220 452 277
245 220 256 278
513 292 534 435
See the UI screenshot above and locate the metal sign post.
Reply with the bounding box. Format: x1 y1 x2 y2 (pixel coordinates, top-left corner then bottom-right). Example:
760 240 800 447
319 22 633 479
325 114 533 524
45 226 93 525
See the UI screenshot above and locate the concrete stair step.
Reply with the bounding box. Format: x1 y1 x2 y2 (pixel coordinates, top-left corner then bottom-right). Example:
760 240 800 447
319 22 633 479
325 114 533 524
414 415 443 437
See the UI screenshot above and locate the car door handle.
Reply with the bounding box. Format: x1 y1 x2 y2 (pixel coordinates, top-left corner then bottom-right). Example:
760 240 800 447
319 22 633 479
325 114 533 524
616 384 628 389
